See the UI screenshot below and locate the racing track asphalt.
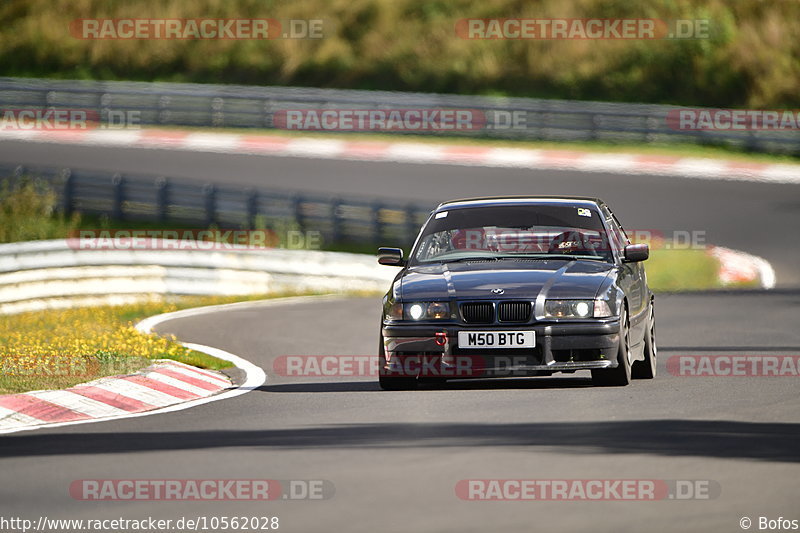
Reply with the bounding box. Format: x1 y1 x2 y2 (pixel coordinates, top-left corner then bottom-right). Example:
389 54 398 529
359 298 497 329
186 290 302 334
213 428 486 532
0 139 799 286
0 294 799 532
0 138 799 532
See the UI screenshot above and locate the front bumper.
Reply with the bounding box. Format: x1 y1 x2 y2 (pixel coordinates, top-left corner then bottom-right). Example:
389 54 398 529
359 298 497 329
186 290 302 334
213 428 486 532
381 321 620 379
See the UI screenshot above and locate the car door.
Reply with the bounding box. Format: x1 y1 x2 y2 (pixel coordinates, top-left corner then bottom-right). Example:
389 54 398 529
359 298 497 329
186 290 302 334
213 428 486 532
605 210 647 348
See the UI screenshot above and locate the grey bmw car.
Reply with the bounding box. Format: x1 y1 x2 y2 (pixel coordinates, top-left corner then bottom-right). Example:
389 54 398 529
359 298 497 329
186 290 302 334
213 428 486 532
377 196 656 389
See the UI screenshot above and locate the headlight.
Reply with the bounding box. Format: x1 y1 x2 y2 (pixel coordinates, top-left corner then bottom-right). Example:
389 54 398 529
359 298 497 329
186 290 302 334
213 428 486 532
408 303 425 320
426 301 450 319
545 299 612 318
405 301 453 320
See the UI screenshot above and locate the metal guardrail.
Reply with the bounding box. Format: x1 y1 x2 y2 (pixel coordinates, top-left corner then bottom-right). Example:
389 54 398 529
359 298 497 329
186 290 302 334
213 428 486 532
0 239 395 314
1 163 433 249
1 77 798 155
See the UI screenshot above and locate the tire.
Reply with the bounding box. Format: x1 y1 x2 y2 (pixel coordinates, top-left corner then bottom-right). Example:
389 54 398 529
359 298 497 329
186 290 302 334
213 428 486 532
418 377 448 386
379 375 419 390
632 299 657 379
592 307 632 386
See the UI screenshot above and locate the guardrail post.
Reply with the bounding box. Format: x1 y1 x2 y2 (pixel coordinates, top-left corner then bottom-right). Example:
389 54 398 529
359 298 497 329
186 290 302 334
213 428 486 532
212 97 224 127
405 205 417 247
745 131 759 153
644 116 655 143
372 203 384 244
99 93 110 128
60 168 73 216
203 184 216 226
111 173 124 220
155 177 169 223
158 95 171 125
246 188 258 229
291 195 304 231
12 165 25 190
263 99 274 128
10 165 24 187
331 198 342 244
590 114 599 141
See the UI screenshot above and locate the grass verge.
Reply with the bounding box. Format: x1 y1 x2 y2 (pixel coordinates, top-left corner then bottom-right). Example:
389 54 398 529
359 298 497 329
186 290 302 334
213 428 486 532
0 292 332 395
646 247 759 292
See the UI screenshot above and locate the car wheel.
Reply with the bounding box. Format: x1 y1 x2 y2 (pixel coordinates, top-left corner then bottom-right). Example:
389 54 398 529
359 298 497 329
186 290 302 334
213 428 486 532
632 299 657 379
377 335 418 390
418 377 448 387
592 307 632 386
379 375 419 390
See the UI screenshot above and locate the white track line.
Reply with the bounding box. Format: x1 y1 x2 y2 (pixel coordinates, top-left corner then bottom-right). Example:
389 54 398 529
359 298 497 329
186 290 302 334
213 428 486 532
134 294 344 333
0 297 328 434
0 296 344 434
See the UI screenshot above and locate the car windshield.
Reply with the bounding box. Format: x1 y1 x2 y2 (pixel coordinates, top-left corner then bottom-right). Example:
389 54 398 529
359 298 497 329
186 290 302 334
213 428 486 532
412 204 615 264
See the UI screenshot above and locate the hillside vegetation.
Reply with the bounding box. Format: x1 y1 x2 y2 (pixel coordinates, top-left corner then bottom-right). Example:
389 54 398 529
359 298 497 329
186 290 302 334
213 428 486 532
0 0 797 107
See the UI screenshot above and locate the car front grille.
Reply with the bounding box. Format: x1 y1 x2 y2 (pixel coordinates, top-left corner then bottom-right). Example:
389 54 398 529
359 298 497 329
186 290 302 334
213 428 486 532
460 302 494 324
498 301 532 322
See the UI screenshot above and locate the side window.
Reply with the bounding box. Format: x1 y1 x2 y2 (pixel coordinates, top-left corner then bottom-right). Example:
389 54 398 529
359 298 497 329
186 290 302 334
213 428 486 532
606 215 628 256
611 215 629 244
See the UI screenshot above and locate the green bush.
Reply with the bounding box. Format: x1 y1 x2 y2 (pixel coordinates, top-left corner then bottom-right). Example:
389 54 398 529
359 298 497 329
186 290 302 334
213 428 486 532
0 178 81 243
0 0 797 107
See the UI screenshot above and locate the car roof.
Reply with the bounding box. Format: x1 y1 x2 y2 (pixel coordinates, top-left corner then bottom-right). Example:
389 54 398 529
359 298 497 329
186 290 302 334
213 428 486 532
435 196 606 212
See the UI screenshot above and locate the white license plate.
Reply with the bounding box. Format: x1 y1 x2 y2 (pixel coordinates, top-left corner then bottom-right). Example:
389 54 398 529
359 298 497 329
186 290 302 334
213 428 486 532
457 331 535 349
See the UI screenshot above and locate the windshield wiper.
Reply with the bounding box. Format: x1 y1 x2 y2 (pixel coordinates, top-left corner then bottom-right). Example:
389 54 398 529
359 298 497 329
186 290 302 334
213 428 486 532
439 256 500 263
499 254 605 262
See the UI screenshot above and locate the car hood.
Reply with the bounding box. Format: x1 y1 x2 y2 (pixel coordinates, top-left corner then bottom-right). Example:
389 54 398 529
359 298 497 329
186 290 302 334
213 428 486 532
400 260 615 301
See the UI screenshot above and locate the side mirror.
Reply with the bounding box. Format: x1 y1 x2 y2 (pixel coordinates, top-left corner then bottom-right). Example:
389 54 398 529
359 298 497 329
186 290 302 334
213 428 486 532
623 243 649 263
378 247 406 266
